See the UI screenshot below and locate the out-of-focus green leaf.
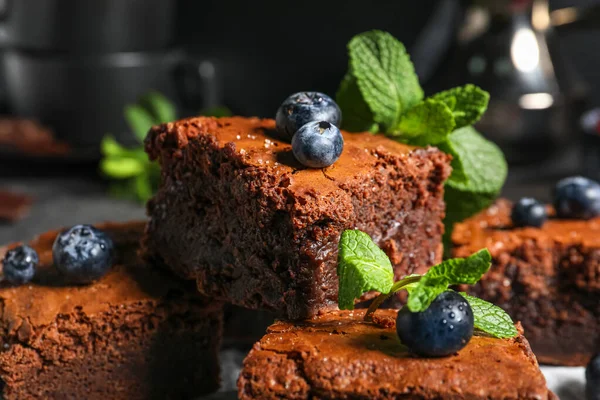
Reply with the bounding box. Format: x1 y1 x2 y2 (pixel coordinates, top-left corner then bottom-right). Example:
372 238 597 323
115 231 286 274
141 91 177 124
100 157 146 179
125 105 156 142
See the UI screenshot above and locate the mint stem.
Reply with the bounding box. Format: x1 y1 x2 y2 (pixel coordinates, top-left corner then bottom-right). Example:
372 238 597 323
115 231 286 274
364 275 422 321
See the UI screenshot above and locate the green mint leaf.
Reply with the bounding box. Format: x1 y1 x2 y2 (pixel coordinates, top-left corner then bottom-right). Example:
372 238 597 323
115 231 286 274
100 136 148 161
348 30 423 132
101 135 128 158
336 73 379 133
436 138 468 184
100 157 146 179
460 293 519 338
125 105 156 143
200 106 233 117
430 84 489 129
445 126 507 194
140 91 177 125
407 249 491 312
392 99 455 145
337 229 394 310
443 187 497 256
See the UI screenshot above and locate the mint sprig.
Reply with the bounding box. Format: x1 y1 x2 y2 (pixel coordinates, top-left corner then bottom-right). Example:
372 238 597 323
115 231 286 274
337 229 517 339
429 84 489 129
393 99 455 145
336 73 378 133
459 293 519 338
336 30 506 232
347 30 423 132
100 91 176 203
407 249 490 312
442 126 507 250
337 230 394 310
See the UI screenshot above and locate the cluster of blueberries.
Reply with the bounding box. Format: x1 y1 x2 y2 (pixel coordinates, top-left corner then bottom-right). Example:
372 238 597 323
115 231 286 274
275 92 344 168
1 225 114 285
512 176 600 228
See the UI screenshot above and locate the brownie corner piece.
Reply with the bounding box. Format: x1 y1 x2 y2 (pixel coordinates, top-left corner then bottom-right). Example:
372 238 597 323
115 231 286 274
144 116 451 319
237 309 555 400
452 199 600 366
0 222 223 400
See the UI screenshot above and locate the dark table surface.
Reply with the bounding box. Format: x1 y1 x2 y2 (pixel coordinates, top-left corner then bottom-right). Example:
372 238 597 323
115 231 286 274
0 143 585 245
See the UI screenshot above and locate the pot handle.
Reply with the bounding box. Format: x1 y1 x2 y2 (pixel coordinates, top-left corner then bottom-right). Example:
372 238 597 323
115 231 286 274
173 57 222 112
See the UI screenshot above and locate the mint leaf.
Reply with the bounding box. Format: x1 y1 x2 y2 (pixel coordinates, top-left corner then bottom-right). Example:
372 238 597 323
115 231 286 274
336 73 379 133
445 126 507 193
348 30 423 132
100 157 146 179
430 84 489 128
101 136 148 162
337 230 394 310
125 105 156 143
460 293 518 338
443 186 497 250
436 138 468 184
393 99 455 145
442 127 506 245
407 249 491 312
140 91 177 125
101 135 128 158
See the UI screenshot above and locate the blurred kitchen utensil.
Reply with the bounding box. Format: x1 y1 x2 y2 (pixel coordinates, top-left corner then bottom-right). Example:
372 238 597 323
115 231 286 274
0 0 174 52
442 0 594 165
2 49 185 150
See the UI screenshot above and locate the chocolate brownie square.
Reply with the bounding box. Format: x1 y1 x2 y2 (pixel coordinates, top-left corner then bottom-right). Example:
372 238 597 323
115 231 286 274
143 116 451 319
238 309 555 399
452 199 600 366
0 221 222 400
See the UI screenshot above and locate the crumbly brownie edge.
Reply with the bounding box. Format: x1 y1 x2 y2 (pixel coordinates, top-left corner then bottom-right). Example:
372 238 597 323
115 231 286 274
452 200 600 366
457 239 599 366
0 297 223 400
143 119 450 319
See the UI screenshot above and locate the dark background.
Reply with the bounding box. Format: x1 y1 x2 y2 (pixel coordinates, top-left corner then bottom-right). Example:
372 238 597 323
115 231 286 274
1 0 600 243
176 0 600 113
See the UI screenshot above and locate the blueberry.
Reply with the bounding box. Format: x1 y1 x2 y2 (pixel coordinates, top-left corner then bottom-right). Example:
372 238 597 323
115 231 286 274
554 176 600 220
511 197 547 228
276 92 342 141
587 354 600 400
396 291 474 357
52 225 114 284
2 245 38 284
291 121 344 168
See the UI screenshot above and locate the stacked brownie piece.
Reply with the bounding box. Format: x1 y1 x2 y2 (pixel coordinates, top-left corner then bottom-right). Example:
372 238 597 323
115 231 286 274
143 116 451 319
239 310 556 400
